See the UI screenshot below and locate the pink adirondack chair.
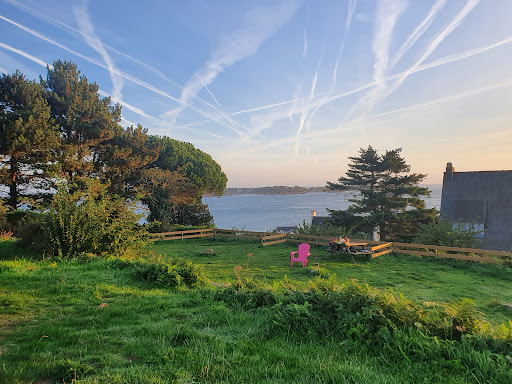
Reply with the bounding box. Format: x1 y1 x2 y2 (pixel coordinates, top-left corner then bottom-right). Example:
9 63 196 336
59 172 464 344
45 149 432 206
290 243 311 268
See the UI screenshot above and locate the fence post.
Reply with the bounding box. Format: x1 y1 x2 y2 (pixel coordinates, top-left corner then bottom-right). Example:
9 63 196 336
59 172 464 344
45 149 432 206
181 231 184 241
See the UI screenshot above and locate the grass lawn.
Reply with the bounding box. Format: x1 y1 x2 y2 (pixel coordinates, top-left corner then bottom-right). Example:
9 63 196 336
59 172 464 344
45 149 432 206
1 237 511 383
151 238 512 325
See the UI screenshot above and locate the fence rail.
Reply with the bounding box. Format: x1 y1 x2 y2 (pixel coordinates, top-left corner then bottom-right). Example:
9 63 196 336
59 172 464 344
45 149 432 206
149 228 512 264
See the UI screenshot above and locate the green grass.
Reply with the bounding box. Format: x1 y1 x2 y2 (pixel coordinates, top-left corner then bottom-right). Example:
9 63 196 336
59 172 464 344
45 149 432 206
151 238 512 325
1 238 511 383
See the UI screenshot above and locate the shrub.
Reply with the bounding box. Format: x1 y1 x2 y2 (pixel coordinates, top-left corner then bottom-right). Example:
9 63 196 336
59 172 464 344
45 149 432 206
17 181 148 259
217 279 504 343
13 212 47 251
413 219 483 248
126 256 207 288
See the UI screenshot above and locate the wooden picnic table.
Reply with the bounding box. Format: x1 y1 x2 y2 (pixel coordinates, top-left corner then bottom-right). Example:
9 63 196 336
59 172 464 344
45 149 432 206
328 241 372 261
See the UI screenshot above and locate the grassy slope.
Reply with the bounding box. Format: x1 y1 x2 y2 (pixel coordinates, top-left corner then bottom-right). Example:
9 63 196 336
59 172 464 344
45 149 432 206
151 238 512 325
0 238 511 383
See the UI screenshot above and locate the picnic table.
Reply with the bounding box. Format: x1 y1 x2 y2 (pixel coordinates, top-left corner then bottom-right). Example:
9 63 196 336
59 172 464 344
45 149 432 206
327 240 372 262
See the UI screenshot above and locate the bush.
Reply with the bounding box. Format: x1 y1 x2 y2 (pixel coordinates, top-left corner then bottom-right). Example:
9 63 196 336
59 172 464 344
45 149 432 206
124 256 207 288
13 212 46 251
17 181 148 259
413 219 483 248
218 279 505 342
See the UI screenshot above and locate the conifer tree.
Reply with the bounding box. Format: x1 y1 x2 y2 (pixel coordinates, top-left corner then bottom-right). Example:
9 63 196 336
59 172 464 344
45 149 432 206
42 60 121 183
96 124 161 197
327 146 437 241
0 71 60 209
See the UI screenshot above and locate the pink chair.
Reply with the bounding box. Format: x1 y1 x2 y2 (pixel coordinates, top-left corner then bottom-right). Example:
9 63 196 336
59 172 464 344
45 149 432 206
290 243 311 268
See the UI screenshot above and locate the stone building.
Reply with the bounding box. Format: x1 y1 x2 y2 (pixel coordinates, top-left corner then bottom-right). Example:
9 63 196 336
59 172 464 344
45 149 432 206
440 162 512 251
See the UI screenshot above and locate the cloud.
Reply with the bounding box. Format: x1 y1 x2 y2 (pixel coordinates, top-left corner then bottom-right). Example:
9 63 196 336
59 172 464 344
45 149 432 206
380 0 480 102
373 0 408 84
5 0 171 82
390 0 447 68
0 41 51 68
172 28 512 134
166 0 301 121
72 0 124 101
235 78 512 155
0 13 247 134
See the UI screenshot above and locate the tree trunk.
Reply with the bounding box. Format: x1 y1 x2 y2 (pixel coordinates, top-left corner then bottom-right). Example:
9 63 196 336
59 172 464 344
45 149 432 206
8 155 18 210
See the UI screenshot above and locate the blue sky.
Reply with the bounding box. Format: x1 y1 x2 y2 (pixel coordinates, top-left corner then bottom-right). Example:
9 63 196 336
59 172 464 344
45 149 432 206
1 0 511 187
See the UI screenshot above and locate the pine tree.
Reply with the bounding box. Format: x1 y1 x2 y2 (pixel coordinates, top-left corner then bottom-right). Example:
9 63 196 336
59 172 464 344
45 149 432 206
96 124 161 197
327 146 437 241
43 60 121 183
0 71 60 209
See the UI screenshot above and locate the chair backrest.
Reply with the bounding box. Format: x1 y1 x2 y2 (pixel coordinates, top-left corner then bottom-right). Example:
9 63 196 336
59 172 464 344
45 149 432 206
298 243 310 255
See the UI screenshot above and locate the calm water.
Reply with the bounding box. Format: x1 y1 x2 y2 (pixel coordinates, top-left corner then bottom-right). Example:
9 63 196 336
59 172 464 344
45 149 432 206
203 185 442 232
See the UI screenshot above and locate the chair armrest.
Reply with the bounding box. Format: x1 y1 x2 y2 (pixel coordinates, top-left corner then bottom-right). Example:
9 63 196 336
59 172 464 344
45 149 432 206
290 251 298 256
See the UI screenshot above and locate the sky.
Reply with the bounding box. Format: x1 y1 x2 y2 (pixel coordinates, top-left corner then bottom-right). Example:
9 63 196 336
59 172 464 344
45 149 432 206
1 0 511 187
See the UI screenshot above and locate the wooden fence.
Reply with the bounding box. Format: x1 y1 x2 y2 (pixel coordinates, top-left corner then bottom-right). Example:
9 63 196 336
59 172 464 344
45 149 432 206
149 228 215 241
392 242 512 263
149 228 512 264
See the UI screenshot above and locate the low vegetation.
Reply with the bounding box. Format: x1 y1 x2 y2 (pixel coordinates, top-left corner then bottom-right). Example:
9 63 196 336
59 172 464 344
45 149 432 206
1 237 511 383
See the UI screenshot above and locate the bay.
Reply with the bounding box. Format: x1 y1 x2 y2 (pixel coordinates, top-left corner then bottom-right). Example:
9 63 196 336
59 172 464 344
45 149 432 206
203 185 442 232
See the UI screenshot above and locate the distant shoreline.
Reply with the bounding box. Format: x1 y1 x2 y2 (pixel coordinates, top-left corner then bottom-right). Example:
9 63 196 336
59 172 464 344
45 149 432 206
219 186 328 196
204 184 442 197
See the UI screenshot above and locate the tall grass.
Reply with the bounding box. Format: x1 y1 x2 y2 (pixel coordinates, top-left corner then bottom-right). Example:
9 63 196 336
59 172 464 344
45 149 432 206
1 238 511 383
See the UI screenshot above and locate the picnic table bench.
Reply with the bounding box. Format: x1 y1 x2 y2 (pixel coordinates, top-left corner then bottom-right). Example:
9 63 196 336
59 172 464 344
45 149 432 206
327 240 372 262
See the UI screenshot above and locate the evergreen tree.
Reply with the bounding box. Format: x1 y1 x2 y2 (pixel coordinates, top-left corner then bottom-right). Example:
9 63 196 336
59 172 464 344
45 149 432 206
327 146 437 241
96 124 161 197
42 60 121 183
0 71 60 209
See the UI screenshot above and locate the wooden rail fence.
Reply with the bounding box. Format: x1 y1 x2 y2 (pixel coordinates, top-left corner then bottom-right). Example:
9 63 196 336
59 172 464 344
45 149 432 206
149 228 512 264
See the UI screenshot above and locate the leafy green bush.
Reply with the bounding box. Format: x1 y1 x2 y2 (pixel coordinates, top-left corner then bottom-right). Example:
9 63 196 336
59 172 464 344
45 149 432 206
218 279 505 342
413 219 483 248
13 212 46 251
17 181 148 259
122 256 207 288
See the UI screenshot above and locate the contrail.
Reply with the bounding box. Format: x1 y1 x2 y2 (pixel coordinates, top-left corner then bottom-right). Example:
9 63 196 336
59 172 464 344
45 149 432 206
235 79 512 155
0 41 51 68
0 43 232 141
72 0 124 101
381 0 480 102
174 25 512 132
174 28 512 133
5 0 171 82
391 0 447 68
5 0 233 115
0 13 244 134
195 72 248 139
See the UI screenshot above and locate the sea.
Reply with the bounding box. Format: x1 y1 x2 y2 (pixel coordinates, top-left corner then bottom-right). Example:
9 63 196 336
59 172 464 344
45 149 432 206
203 185 442 232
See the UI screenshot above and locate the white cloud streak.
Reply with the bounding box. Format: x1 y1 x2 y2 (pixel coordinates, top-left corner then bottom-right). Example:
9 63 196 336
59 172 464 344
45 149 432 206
390 0 447 68
0 41 51 68
372 0 408 85
5 0 171 82
0 13 247 134
72 0 124 101
172 31 512 132
195 72 248 140
236 79 512 155
167 1 301 121
381 0 480 102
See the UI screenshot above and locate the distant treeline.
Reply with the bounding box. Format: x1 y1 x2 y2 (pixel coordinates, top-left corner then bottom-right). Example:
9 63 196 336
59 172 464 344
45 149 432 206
221 186 327 195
